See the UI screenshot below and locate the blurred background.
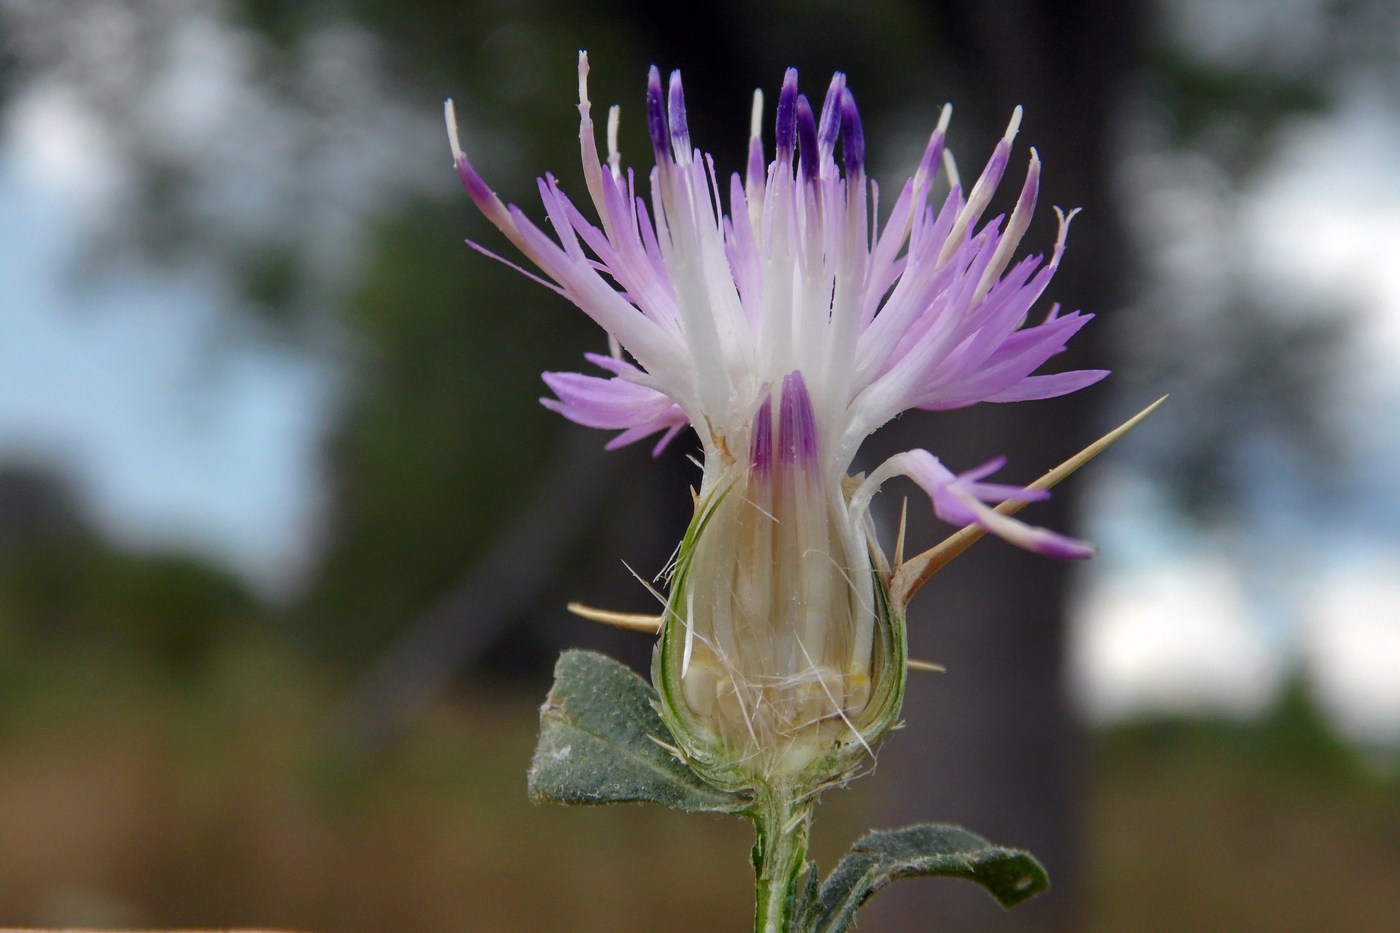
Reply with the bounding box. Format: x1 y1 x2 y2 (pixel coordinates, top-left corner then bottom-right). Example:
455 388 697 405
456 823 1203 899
0 0 1397 930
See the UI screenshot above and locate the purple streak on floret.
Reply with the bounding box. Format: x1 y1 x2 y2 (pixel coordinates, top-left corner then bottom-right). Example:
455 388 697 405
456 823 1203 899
746 133 766 194
462 238 566 297
796 94 819 182
778 371 818 465
916 312 1103 409
452 152 509 227
816 74 844 162
958 137 1013 235
1011 151 1040 221
954 456 1050 503
667 69 691 157
839 88 864 177
645 66 668 158
1025 531 1098 561
985 368 1110 403
449 59 1106 552
775 68 799 160
751 392 774 474
916 124 947 185
982 140 1011 188
454 156 489 203
900 450 1096 559
541 353 689 455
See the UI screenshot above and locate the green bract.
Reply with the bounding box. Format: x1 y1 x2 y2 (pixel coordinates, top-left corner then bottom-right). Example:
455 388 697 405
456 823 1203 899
653 473 908 795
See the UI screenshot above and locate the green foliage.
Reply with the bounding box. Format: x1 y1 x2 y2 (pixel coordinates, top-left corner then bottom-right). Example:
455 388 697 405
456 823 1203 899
1250 676 1362 780
2 647 1397 931
0 535 256 671
1100 677 1367 785
1090 706 1400 933
800 825 1049 931
0 466 257 673
528 649 750 812
1148 46 1328 177
296 199 588 660
529 650 1049 931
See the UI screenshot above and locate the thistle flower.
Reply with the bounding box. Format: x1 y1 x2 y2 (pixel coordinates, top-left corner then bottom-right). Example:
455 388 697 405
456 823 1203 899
447 54 1106 791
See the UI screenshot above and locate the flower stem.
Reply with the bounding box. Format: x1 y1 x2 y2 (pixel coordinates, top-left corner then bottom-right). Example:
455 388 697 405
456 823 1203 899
751 786 813 933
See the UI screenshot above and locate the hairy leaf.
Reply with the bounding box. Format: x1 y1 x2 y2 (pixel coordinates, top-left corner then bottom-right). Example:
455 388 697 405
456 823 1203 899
527 649 749 813
804 823 1048 932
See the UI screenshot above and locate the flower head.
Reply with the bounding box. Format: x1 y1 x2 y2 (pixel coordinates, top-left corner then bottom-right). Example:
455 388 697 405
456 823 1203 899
447 54 1106 788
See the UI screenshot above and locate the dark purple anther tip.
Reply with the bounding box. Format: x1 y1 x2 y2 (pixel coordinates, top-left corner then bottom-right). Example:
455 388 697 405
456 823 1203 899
817 73 845 152
839 88 864 176
750 393 774 474
795 95 819 181
775 68 799 158
645 66 668 157
778 371 818 465
667 69 690 150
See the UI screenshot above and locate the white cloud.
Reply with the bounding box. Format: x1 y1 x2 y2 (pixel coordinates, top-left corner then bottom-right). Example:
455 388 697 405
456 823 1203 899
0 162 338 599
3 80 119 211
1303 553 1400 746
1071 552 1284 722
1247 95 1400 358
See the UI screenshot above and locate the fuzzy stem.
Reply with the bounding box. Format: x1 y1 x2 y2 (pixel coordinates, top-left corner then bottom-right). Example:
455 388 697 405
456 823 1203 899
751 785 814 933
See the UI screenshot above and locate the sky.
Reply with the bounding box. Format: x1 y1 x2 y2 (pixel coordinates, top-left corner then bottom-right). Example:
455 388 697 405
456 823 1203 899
0 155 336 597
1073 91 1400 747
0 0 1397 746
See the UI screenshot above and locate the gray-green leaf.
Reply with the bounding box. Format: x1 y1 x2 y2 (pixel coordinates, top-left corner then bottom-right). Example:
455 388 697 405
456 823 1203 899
804 823 1049 932
527 649 750 813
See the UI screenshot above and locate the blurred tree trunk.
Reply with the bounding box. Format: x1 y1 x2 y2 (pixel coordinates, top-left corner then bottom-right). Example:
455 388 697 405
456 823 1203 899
863 3 1143 931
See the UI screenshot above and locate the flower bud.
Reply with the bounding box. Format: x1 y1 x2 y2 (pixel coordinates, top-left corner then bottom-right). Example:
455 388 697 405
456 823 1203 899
654 373 906 792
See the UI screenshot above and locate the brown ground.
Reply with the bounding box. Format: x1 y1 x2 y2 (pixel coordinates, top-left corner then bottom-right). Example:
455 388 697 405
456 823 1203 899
0 643 1395 932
